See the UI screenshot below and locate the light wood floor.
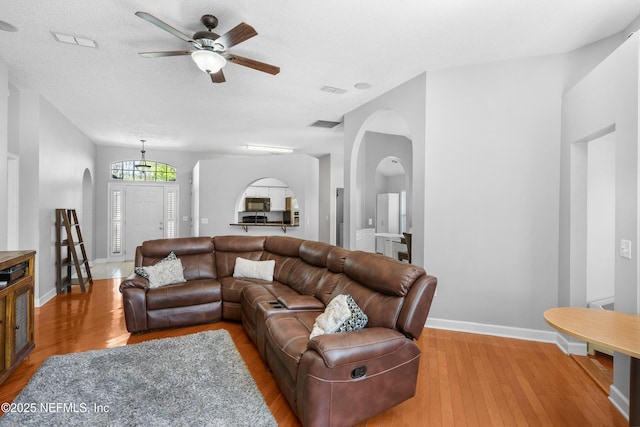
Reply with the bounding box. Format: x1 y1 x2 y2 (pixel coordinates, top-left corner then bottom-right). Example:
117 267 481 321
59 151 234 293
0 278 628 426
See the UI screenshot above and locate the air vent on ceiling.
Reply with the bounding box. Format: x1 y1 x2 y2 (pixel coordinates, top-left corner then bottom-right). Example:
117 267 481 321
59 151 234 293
320 85 347 95
310 120 341 129
52 32 98 48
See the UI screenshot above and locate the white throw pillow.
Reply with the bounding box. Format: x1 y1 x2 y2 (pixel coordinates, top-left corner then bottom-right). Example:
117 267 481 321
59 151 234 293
233 258 275 281
309 294 351 339
144 258 185 288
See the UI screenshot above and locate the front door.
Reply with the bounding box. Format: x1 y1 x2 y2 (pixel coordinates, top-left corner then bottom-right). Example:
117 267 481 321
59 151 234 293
124 186 164 260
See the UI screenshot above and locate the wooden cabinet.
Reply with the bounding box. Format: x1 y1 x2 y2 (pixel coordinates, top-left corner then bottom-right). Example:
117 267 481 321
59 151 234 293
0 251 35 386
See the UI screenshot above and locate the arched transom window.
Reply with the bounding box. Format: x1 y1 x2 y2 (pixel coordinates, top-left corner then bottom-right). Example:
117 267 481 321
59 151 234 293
110 161 177 182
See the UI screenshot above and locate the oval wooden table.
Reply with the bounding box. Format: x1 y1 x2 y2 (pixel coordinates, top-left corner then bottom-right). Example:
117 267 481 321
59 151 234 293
544 307 640 427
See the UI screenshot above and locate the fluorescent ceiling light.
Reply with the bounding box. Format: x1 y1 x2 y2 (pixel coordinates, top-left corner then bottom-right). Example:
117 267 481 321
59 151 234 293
75 37 97 48
245 145 293 154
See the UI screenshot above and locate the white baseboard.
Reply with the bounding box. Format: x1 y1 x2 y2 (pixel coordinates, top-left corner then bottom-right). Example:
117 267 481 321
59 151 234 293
425 317 588 354
609 384 629 421
550 329 588 355
36 287 57 308
426 317 558 343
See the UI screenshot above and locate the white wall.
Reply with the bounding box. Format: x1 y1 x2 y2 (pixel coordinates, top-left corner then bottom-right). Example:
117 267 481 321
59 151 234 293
37 97 96 304
364 131 412 230
319 154 331 243
424 55 564 331
0 57 8 250
344 74 427 267
561 34 640 417
5 80 92 305
586 133 616 303
194 154 319 240
94 146 226 259
6 84 40 284
378 175 406 195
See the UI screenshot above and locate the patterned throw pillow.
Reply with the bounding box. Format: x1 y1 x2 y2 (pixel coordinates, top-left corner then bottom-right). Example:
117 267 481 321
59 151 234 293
337 295 368 332
309 294 352 339
135 251 178 279
309 294 368 338
144 258 185 288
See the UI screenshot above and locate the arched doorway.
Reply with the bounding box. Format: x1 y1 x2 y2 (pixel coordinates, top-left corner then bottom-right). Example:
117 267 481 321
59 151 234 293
349 110 413 258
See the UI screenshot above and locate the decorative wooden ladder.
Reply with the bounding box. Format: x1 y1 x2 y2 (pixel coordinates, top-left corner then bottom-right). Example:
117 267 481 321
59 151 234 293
55 209 93 293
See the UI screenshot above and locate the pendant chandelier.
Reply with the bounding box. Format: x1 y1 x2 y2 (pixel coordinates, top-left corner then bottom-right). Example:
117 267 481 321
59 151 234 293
135 139 152 169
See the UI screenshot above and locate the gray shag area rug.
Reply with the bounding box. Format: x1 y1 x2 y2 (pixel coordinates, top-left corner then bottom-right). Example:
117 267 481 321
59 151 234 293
0 330 277 426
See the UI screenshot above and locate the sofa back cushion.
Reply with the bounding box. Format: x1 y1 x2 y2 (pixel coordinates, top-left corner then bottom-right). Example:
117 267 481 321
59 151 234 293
213 236 266 278
138 237 216 280
331 251 428 331
327 247 348 273
314 271 344 305
264 237 341 298
261 236 305 286
343 251 425 296
265 236 304 257
299 240 333 267
331 277 403 330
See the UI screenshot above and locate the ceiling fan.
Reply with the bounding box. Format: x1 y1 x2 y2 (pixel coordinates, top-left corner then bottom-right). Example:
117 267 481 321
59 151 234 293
135 11 280 83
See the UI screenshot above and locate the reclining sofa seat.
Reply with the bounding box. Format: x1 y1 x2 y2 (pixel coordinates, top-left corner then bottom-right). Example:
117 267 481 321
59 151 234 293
263 250 435 426
120 236 220 332
119 235 437 427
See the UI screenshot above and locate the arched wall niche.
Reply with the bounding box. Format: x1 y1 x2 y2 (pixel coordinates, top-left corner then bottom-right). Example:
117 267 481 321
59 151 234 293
235 177 299 225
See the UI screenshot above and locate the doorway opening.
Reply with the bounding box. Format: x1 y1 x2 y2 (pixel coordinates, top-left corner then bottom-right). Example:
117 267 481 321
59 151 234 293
570 126 616 395
108 183 179 261
336 188 344 247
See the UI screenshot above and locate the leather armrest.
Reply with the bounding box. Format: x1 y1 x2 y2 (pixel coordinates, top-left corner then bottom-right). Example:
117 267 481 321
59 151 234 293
307 327 408 368
277 295 325 310
119 276 150 293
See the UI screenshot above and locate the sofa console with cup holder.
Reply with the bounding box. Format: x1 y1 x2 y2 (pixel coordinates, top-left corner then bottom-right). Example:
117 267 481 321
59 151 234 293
120 235 437 427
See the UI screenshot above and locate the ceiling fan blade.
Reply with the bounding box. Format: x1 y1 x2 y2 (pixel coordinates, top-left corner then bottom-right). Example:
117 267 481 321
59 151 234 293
215 22 257 49
210 70 226 83
135 11 196 45
138 50 193 58
228 54 280 75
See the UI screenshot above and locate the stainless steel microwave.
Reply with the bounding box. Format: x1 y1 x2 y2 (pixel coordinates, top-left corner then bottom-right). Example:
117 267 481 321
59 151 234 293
245 197 271 212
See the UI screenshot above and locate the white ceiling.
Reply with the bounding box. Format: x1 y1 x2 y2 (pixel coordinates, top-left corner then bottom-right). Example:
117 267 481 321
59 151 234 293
1 0 639 158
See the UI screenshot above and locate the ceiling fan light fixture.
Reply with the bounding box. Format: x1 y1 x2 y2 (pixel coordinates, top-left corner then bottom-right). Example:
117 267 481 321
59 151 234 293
245 145 293 154
191 50 226 74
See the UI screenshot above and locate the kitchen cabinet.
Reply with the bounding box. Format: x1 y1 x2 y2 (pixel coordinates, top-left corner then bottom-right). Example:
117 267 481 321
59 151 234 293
269 187 286 211
0 251 35 386
244 186 269 198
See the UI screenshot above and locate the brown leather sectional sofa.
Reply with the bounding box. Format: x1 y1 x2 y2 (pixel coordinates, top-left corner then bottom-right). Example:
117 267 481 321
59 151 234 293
119 235 437 427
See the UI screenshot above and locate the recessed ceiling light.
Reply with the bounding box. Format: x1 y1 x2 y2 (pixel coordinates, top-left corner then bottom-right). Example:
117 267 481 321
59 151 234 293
245 145 293 154
320 85 347 95
354 82 371 89
0 20 18 32
52 32 98 48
